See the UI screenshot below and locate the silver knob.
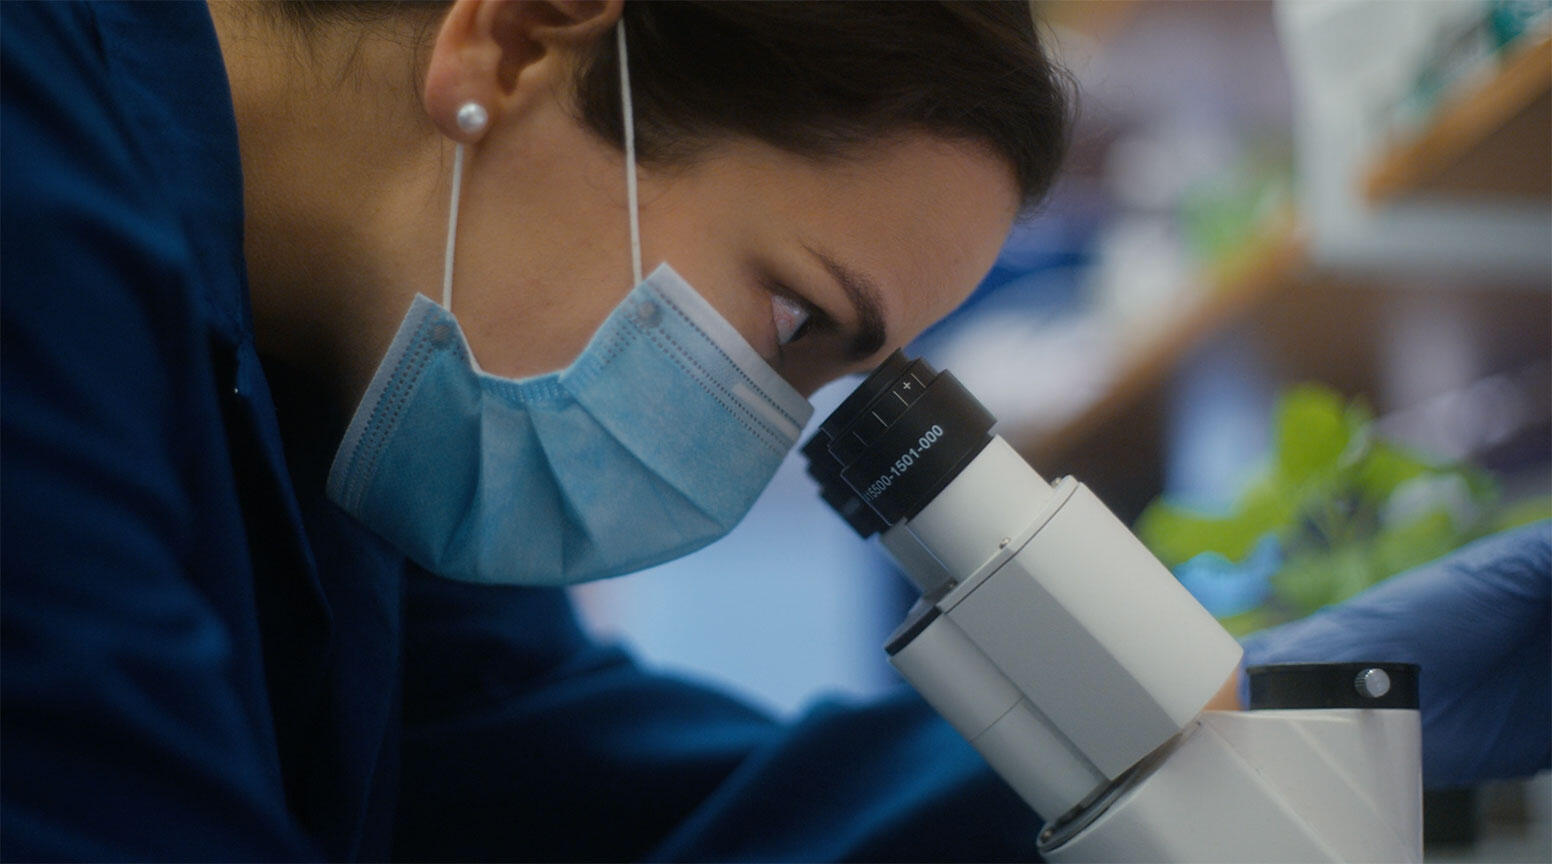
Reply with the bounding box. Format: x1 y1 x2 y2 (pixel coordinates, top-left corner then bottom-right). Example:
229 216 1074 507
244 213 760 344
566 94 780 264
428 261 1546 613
1355 667 1391 699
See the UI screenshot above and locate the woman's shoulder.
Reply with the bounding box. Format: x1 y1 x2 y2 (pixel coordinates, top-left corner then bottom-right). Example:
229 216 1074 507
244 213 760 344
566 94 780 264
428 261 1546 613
1 1 265 562
2 0 248 340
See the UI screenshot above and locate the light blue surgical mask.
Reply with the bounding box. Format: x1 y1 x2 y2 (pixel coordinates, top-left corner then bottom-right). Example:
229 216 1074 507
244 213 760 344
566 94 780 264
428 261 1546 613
326 23 813 585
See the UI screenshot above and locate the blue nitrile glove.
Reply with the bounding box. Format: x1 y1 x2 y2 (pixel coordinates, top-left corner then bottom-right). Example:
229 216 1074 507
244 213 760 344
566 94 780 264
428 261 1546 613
1239 521 1550 789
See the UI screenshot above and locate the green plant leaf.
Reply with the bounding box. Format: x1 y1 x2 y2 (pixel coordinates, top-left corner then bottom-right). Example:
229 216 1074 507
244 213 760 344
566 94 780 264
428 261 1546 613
1135 503 1256 567
1137 380 1528 631
1274 384 1353 485
1354 440 1433 506
1367 508 1465 581
1270 552 1341 616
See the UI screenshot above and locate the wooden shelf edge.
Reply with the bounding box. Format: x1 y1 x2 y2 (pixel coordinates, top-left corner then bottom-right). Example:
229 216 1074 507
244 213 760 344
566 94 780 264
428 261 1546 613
1363 34 1552 204
1012 222 1309 468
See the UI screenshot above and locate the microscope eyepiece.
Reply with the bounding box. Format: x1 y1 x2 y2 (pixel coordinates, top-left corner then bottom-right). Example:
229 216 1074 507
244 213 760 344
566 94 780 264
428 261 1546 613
802 350 995 535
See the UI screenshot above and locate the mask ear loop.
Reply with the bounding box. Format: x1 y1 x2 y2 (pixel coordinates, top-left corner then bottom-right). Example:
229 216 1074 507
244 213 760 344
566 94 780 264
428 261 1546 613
617 20 643 286
442 143 467 310
443 20 637 314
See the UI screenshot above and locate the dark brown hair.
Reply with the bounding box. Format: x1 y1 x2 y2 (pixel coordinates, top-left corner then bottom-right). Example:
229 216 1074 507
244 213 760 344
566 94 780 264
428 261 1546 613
282 1 1072 209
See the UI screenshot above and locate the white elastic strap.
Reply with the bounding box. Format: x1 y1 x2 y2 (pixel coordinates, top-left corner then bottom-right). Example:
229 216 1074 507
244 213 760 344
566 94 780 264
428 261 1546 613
443 142 467 309
444 24 636 308
617 21 643 286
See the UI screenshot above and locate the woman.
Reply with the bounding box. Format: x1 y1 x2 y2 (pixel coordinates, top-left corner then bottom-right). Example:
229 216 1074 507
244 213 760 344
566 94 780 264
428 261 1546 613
2 1 1070 858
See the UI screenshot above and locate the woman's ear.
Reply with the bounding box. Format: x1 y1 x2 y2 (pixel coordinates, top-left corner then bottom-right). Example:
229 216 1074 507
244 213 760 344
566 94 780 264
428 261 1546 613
424 0 623 144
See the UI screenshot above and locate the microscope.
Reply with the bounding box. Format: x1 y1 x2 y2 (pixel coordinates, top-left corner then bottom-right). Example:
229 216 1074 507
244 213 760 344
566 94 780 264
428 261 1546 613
803 352 1422 862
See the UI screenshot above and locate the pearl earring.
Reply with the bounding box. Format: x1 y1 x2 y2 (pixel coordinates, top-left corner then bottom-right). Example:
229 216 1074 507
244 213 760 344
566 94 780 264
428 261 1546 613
455 101 489 136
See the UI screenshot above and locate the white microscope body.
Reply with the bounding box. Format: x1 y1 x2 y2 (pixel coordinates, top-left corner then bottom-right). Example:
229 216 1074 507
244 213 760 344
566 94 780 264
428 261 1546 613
803 353 1422 862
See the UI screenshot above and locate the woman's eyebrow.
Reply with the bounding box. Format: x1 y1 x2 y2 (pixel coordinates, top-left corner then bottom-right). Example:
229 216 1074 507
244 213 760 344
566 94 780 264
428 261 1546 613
803 243 888 361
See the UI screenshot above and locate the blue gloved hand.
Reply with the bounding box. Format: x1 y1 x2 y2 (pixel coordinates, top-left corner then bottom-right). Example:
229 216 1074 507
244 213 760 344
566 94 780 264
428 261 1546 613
1239 521 1550 789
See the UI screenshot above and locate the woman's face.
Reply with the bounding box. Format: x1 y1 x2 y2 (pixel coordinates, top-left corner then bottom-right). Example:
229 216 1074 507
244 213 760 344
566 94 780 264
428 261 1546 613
447 124 1021 397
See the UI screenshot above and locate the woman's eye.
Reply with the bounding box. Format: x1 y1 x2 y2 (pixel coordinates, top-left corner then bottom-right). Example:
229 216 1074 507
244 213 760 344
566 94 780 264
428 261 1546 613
772 294 813 346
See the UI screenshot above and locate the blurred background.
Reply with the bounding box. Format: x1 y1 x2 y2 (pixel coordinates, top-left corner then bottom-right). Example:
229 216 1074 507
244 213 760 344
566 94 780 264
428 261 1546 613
573 0 1551 858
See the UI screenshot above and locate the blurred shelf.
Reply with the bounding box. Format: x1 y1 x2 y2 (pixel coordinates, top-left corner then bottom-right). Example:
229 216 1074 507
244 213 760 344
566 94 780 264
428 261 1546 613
1006 246 1550 519
1242 275 1551 401
1013 218 1308 469
1363 35 1552 203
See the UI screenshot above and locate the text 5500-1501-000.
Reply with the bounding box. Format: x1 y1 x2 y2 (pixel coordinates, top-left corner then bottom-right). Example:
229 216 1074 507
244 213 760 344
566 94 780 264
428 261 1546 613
862 424 945 501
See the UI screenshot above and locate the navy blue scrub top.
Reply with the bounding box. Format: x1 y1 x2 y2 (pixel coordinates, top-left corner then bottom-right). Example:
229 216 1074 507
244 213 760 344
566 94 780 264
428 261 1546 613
0 2 1042 860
